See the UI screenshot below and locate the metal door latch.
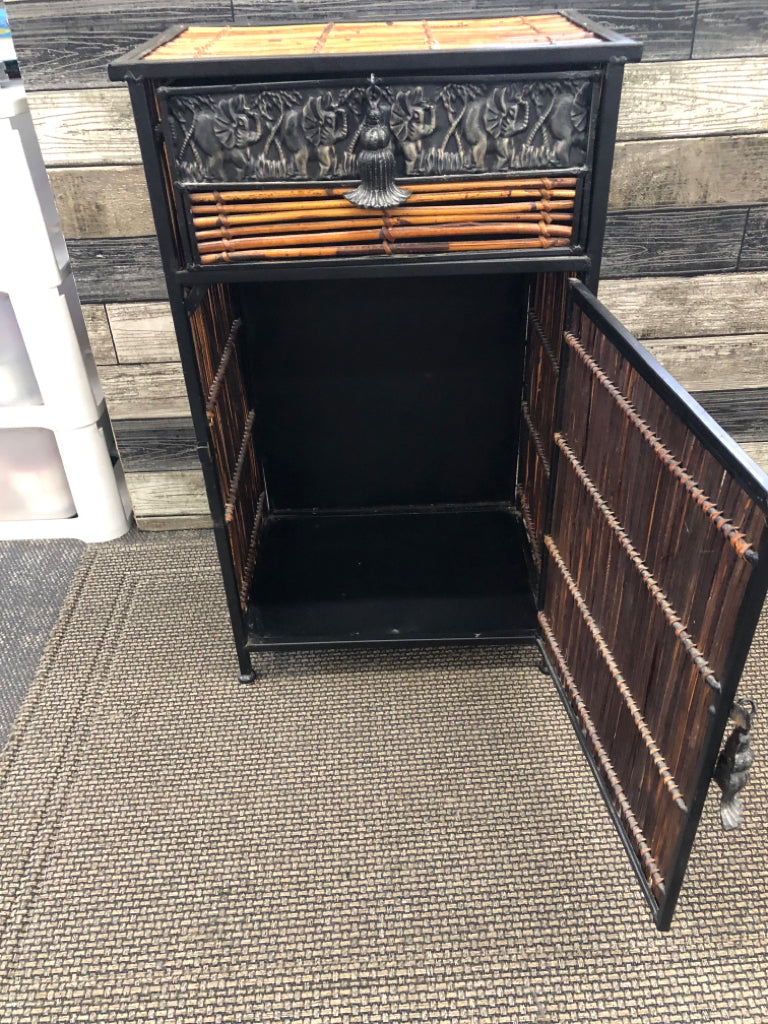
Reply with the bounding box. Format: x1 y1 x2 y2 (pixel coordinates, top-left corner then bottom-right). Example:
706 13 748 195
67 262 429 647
713 699 756 830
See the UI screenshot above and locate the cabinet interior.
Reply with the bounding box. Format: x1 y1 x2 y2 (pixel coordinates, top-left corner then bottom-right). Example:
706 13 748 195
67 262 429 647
198 270 543 648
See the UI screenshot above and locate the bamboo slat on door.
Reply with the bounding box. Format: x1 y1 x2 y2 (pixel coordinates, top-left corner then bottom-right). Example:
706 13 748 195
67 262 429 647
517 272 569 572
186 178 576 265
188 285 265 605
540 293 766 908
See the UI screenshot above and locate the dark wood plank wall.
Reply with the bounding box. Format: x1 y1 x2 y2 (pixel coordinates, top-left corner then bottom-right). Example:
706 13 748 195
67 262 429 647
4 0 768 526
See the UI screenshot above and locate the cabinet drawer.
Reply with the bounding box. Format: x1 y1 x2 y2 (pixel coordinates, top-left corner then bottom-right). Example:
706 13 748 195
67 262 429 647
187 176 578 264
158 71 598 267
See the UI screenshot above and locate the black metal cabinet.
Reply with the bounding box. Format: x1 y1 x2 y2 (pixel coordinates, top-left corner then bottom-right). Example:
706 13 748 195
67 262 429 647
111 13 767 930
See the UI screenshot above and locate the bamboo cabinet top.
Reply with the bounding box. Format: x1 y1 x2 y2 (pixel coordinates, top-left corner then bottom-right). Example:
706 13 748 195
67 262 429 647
108 12 642 80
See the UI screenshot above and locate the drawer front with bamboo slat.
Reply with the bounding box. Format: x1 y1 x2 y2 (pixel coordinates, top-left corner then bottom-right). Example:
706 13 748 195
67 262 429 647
157 71 597 267
187 177 578 264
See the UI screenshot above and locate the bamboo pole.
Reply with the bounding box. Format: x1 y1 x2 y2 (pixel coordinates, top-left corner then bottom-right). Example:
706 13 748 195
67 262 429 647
188 178 578 203
197 220 571 253
192 198 575 229
190 191 576 220
199 235 569 262
194 210 573 241
192 198 574 220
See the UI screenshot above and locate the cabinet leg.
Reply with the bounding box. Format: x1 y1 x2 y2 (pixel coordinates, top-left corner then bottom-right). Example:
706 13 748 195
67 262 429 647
238 649 256 684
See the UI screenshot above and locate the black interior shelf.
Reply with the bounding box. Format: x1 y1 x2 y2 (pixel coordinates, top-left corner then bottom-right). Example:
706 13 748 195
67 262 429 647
246 506 537 648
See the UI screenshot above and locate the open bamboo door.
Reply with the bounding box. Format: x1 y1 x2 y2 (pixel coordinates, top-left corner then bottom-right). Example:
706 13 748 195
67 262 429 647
534 277 768 929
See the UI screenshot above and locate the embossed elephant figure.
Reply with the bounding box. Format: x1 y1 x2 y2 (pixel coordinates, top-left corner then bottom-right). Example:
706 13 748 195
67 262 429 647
390 88 437 174
459 97 493 171
302 92 349 177
546 84 590 164
276 106 311 178
526 83 590 166
181 95 262 181
483 87 530 169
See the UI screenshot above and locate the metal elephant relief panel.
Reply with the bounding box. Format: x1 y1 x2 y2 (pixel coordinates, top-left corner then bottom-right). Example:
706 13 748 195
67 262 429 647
161 74 596 185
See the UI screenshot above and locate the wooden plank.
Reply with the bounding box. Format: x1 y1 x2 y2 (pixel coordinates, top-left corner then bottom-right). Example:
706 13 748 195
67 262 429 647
6 1 231 90
106 301 179 363
124 469 208 516
113 417 199 471
68 238 166 303
644 335 768 392
81 303 117 364
740 440 768 474
739 207 768 270
98 362 189 418
48 166 154 239
135 513 213 531
27 89 138 167
597 271 768 339
690 387 768 442
602 207 747 278
610 135 768 209
29 60 768 169
693 0 768 59
618 58 768 139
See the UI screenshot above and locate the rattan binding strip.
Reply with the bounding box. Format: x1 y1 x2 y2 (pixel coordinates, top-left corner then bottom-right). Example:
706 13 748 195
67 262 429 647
565 332 758 565
539 612 666 898
516 486 542 573
544 534 688 812
224 410 256 523
528 309 560 375
522 401 551 476
239 490 267 610
554 433 722 693
205 317 242 418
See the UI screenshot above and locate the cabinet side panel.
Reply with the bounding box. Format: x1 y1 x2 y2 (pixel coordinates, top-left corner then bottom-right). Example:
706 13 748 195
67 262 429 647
517 271 569 573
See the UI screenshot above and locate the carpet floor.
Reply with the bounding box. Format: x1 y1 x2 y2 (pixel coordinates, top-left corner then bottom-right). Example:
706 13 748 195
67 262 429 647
0 529 766 1023
0 538 84 748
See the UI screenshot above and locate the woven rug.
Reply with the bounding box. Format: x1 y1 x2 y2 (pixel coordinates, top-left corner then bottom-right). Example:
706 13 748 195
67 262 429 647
0 538 83 748
1 530 766 1023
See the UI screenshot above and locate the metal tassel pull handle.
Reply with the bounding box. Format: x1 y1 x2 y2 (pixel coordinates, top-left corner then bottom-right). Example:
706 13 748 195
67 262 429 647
345 75 411 210
713 699 756 830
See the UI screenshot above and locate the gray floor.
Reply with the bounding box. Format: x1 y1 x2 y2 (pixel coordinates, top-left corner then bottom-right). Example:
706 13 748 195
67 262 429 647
0 538 84 747
0 528 767 1022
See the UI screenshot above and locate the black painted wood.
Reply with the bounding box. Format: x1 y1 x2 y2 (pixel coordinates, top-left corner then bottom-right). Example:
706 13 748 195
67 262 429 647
68 237 166 302
602 207 747 278
693 0 768 59
7 0 693 90
247 508 538 647
112 417 198 471
6 0 233 90
691 387 768 442
739 207 768 271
